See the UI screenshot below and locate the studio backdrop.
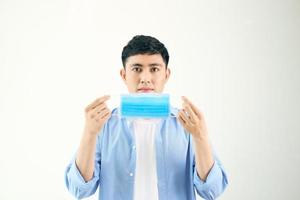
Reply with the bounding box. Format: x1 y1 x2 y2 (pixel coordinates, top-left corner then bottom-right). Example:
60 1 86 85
0 0 299 199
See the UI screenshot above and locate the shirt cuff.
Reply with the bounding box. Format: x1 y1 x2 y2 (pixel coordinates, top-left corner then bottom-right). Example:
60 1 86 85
67 158 99 190
193 160 222 190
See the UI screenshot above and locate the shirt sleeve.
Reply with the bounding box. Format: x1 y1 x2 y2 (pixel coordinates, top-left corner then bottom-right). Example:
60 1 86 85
193 150 229 200
64 131 103 199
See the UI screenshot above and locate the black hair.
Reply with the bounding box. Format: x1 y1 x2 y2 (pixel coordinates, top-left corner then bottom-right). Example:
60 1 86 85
121 35 169 68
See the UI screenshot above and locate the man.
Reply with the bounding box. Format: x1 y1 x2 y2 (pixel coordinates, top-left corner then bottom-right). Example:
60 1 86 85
65 35 228 200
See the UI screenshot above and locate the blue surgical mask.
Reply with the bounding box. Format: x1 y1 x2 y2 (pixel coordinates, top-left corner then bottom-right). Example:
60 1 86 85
120 93 170 118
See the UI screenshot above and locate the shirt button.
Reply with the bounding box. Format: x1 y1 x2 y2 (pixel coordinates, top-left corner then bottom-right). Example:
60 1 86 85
129 173 133 176
132 145 136 149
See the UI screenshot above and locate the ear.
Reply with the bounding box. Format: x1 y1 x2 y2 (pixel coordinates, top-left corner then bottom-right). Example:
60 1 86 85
120 68 126 82
165 68 171 82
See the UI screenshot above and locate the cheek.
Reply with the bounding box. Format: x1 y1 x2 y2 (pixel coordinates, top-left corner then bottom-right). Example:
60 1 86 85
155 75 167 83
127 76 139 85
153 78 166 89
126 73 137 81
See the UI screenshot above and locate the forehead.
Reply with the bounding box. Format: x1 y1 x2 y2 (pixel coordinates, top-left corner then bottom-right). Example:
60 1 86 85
125 54 165 67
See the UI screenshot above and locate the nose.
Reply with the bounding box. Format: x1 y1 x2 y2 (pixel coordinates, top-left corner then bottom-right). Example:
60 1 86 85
140 71 151 85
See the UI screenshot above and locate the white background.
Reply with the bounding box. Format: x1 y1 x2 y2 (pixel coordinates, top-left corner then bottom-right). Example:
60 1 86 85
1 0 299 199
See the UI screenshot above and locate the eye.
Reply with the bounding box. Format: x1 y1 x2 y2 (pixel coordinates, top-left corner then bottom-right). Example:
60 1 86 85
132 67 141 72
151 67 159 72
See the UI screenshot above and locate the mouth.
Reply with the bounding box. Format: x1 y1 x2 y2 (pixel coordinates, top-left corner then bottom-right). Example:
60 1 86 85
137 88 154 93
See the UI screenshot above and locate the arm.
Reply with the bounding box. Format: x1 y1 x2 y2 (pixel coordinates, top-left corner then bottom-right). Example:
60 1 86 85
177 96 214 180
192 147 228 200
178 96 228 199
64 95 111 199
64 132 102 199
75 128 98 182
192 134 214 181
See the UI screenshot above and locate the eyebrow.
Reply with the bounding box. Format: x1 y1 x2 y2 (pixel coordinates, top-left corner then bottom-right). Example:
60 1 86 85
130 63 163 68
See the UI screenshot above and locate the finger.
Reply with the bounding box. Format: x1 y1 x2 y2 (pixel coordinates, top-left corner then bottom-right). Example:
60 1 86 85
86 97 106 111
182 96 201 117
85 95 110 112
94 109 110 121
94 103 107 114
183 103 197 123
179 109 191 125
101 111 111 120
90 104 107 118
98 108 111 119
177 113 186 126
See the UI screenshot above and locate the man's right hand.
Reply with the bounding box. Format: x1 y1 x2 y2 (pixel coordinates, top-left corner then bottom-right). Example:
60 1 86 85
84 95 111 136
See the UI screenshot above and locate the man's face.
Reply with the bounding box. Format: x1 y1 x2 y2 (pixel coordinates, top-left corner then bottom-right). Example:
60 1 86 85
120 54 170 93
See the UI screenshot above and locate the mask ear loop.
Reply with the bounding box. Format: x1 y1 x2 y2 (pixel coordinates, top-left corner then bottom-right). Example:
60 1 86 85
105 93 182 119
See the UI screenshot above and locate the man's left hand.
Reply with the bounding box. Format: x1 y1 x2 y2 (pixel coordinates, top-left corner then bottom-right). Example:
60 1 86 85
177 96 208 140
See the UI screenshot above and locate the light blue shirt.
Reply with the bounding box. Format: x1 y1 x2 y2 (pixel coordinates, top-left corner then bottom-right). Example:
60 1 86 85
64 107 228 200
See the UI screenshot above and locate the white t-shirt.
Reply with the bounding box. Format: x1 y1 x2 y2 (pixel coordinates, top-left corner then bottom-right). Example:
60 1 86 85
127 118 161 200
